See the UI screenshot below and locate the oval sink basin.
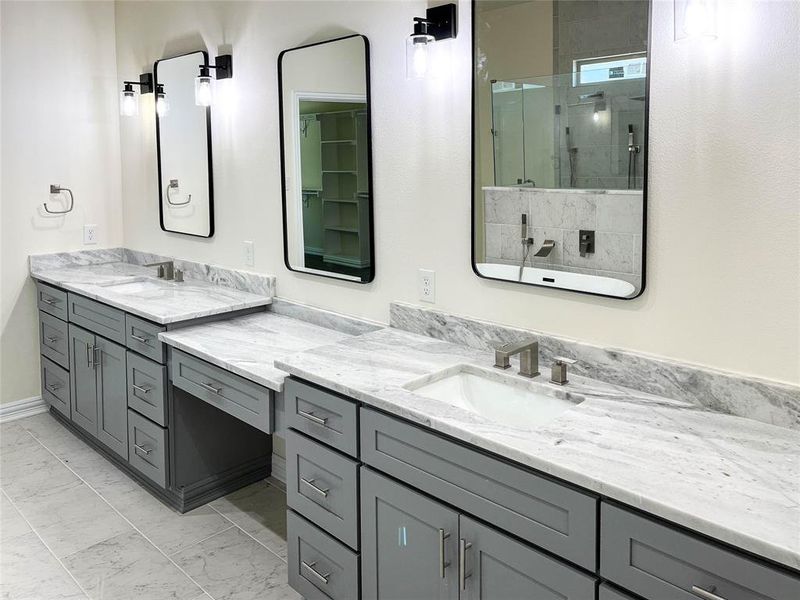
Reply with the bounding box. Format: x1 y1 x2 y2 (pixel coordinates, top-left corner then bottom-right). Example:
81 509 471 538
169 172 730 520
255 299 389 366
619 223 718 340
404 364 584 429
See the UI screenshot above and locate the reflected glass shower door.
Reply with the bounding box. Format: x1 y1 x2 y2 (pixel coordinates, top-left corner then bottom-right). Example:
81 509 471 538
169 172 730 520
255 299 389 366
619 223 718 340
490 81 524 186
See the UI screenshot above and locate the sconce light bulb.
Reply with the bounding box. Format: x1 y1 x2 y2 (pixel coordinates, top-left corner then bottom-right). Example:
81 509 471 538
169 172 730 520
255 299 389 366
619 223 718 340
407 34 435 79
156 95 169 117
413 43 429 78
120 88 138 117
195 75 213 107
593 110 600 123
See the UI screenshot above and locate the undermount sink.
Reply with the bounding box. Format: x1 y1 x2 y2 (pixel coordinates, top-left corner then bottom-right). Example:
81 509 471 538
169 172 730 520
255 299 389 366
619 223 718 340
404 364 584 429
100 279 172 296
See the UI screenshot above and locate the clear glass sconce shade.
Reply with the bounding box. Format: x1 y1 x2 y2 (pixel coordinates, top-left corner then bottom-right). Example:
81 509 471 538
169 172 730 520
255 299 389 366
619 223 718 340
155 87 169 117
406 34 435 79
120 89 138 116
195 75 213 107
675 0 718 40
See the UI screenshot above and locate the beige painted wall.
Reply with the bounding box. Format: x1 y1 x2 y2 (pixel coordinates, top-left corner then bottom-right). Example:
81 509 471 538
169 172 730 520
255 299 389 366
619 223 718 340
0 1 124 404
113 0 799 387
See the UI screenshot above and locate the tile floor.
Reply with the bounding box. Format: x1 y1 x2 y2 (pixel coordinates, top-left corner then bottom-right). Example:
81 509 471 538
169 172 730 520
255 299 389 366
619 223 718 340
0 412 300 600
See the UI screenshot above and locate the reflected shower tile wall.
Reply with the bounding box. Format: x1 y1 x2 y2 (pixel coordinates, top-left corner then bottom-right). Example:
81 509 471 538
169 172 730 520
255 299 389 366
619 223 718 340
482 187 643 279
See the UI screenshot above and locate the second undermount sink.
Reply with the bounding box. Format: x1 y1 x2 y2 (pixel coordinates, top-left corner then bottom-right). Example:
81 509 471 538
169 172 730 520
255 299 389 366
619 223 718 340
404 364 584 429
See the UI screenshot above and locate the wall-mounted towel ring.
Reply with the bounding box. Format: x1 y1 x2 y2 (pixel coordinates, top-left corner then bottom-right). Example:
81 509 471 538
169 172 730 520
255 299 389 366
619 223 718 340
166 179 191 206
43 184 74 215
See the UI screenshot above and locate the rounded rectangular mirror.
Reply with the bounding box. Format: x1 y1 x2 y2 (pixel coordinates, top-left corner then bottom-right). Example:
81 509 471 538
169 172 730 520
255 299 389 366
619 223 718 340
279 35 374 283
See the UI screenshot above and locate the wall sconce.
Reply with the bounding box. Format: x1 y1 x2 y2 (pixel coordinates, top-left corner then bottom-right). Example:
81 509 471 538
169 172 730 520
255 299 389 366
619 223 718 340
195 54 233 107
406 3 457 79
155 84 169 117
120 73 153 117
675 0 718 41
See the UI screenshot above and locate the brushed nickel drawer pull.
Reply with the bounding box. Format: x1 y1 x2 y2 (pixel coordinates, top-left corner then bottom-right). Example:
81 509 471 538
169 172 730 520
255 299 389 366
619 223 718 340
459 538 472 591
45 336 59 344
130 333 150 344
691 585 726 600
42 297 58 305
200 381 222 394
438 529 451 578
133 443 152 456
297 409 328 426
300 477 329 498
301 561 330 584
86 344 94 368
93 346 101 369
47 383 62 392
132 384 151 394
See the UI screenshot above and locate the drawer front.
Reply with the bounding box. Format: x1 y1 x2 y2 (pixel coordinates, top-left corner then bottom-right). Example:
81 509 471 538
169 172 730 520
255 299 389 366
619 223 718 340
172 349 272 433
599 584 637 600
601 503 800 600
286 378 358 458
127 409 168 489
68 293 126 344
39 311 69 369
287 429 359 549
125 314 166 363
126 352 167 426
41 356 70 418
287 510 360 600
36 282 67 321
361 408 598 570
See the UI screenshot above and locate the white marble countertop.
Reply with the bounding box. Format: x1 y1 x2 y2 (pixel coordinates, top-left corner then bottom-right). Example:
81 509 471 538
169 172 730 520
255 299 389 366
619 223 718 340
275 327 800 571
30 261 271 325
158 312 358 391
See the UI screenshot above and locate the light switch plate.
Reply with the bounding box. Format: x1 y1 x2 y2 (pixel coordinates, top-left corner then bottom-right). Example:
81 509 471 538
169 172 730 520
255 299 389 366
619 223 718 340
243 240 255 267
418 269 435 303
83 224 98 245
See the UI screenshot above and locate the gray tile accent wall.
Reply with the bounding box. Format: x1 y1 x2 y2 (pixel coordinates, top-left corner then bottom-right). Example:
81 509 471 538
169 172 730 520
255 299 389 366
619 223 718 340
483 187 643 289
389 302 800 431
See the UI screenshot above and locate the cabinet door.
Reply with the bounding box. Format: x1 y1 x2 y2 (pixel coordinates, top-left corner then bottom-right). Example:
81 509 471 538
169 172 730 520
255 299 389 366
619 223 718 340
361 468 459 600
68 325 98 436
95 337 128 459
459 515 596 600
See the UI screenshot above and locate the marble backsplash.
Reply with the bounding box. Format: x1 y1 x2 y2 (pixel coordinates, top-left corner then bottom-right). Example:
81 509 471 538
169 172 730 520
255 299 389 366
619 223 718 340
267 298 383 337
31 247 276 297
390 302 800 430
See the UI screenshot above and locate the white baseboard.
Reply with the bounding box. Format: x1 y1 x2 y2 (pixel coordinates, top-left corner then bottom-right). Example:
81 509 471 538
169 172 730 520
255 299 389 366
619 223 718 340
0 396 48 424
271 453 286 485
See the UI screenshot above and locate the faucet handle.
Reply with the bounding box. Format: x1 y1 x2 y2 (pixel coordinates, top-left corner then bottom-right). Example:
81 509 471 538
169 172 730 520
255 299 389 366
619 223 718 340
550 357 576 385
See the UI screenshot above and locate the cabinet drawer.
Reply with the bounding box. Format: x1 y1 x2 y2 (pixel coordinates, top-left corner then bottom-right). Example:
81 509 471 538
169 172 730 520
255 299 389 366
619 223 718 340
600 503 800 600
39 311 69 369
287 429 359 549
36 282 67 321
68 293 125 344
288 510 360 600
127 352 167 426
286 378 358 458
361 408 598 570
126 314 166 363
41 356 70 418
127 409 168 489
172 349 272 433
599 584 636 600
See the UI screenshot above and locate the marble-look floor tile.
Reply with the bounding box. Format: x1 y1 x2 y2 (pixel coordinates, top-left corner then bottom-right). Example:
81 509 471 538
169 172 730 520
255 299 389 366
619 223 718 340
173 527 300 600
62 530 202 600
0 442 81 502
104 483 232 556
0 422 40 456
210 481 288 560
1 491 32 541
0 531 87 600
17 481 132 558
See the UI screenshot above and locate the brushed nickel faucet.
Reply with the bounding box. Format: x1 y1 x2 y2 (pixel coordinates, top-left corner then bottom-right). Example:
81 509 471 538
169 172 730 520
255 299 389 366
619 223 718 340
493 338 540 378
144 260 175 280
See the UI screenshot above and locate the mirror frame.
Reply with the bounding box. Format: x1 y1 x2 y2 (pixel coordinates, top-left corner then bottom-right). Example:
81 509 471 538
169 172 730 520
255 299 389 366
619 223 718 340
277 34 376 284
470 1 652 300
154 50 215 239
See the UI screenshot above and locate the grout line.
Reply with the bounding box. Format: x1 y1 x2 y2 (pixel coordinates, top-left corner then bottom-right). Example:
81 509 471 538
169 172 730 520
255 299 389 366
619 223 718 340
207 504 288 565
166 525 236 558
1 486 92 600
23 427 218 600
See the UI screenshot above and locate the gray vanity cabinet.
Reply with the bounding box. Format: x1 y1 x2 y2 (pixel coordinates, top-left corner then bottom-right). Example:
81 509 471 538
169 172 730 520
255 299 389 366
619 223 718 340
459 516 595 600
361 468 460 600
68 324 128 458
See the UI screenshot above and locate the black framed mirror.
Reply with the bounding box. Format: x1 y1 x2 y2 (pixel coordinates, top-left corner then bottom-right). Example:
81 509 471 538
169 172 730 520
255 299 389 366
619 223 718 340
155 50 214 238
279 35 374 283
472 1 650 299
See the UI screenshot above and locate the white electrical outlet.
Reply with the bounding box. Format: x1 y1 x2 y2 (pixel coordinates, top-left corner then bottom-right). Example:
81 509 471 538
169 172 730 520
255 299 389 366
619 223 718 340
83 224 98 245
418 269 436 303
243 240 255 267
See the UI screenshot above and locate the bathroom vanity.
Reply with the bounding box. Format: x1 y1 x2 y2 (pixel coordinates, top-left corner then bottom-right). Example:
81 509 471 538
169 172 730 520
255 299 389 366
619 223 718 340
277 324 800 600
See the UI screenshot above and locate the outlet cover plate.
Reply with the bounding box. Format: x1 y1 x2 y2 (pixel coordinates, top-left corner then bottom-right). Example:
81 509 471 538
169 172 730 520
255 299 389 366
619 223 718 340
243 240 254 267
83 224 98 245
418 269 436 303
